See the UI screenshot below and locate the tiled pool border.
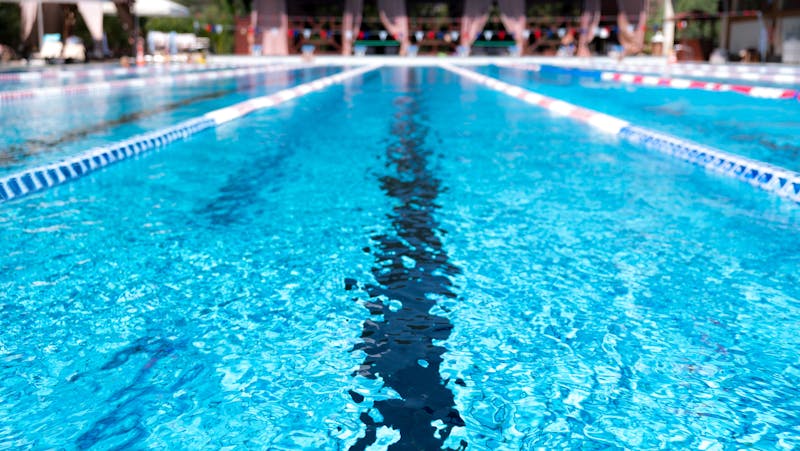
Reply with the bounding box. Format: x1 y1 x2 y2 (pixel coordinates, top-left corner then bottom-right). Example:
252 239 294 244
0 64 380 204
440 63 800 204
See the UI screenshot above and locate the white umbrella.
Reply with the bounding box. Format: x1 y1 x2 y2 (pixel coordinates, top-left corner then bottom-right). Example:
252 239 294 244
102 0 189 17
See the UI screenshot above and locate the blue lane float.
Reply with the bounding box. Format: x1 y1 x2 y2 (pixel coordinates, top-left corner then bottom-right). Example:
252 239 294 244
0 118 215 203
0 64 381 205
440 63 800 204
618 126 800 200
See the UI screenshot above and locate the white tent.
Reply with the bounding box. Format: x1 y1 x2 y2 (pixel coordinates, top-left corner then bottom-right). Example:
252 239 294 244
102 0 188 18
4 0 189 53
2 0 108 48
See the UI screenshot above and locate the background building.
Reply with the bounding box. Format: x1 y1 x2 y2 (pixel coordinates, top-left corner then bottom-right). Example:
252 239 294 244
1 0 799 62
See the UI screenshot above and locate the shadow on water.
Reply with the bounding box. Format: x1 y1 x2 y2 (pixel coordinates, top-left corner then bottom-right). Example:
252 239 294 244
74 337 204 450
194 148 291 227
350 68 466 451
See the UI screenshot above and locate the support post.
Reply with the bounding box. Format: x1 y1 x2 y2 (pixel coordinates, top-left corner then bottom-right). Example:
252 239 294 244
132 4 139 58
662 0 675 57
720 0 730 50
37 1 44 51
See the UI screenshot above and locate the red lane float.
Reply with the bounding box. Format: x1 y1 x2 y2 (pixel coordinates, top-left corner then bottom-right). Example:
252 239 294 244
557 61 800 85
600 71 800 100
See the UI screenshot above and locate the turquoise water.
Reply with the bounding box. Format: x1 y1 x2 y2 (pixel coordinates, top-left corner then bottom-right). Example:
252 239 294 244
483 65 800 172
1 67 800 449
0 66 340 175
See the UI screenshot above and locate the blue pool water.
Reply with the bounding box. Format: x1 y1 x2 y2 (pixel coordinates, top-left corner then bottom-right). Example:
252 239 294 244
483 65 800 172
1 66 800 450
0 65 341 175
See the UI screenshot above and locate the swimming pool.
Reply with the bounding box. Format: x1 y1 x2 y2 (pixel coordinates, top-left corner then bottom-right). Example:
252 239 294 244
482 64 800 172
1 64 799 450
0 64 339 175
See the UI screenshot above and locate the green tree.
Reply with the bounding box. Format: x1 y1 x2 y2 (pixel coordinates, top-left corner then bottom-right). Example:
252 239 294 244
527 1 581 22
0 4 22 53
674 0 719 41
146 0 235 53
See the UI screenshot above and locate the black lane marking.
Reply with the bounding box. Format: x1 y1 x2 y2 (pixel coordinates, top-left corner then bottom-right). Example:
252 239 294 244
351 69 466 451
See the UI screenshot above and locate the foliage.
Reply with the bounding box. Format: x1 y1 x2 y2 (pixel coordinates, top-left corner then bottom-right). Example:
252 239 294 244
674 0 719 41
145 17 196 34
0 4 22 51
527 1 581 22
146 0 235 53
104 15 133 56
675 0 718 13
409 2 452 29
410 3 451 17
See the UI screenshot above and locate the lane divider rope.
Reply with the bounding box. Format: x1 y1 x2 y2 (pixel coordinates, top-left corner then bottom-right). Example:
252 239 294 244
440 63 800 204
599 71 799 100
543 61 800 85
0 62 245 83
499 62 800 100
0 64 380 204
567 61 800 75
0 63 312 104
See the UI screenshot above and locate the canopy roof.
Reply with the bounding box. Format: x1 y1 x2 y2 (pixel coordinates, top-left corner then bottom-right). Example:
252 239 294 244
103 0 189 17
2 0 189 18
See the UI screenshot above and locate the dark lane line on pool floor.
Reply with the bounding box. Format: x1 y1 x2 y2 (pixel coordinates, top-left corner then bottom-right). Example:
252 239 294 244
193 71 372 226
0 89 235 167
0 70 313 168
197 149 292 226
351 68 466 451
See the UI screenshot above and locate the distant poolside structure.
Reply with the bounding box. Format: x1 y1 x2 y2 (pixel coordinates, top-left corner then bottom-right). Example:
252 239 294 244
4 0 188 59
244 0 652 57
3 0 800 62
240 0 800 63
